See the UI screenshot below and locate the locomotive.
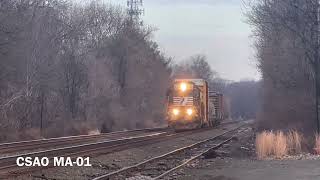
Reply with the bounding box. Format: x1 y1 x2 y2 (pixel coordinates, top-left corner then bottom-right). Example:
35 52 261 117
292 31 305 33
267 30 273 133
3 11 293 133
166 79 224 130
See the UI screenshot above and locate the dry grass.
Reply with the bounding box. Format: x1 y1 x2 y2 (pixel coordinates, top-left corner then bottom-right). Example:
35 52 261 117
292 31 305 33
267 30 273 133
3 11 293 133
274 131 287 158
256 131 275 159
256 130 302 159
88 129 100 135
287 130 302 154
20 128 42 140
315 134 320 154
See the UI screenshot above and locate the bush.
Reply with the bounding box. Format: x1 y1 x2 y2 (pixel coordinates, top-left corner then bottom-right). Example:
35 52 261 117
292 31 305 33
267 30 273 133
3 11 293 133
256 130 302 159
256 131 275 159
273 131 287 158
287 130 302 154
315 135 320 154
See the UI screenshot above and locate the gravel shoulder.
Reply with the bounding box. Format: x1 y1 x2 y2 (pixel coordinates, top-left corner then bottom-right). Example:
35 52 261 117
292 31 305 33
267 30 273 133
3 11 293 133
172 126 320 180
175 159 320 180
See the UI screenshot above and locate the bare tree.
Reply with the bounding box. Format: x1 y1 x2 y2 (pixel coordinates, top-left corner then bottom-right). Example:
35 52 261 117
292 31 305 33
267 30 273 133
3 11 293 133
246 0 317 133
0 0 171 141
173 54 217 82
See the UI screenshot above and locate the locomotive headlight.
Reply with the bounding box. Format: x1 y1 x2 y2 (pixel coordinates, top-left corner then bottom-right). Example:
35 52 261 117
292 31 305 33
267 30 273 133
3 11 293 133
186 108 193 116
180 83 187 92
172 108 180 116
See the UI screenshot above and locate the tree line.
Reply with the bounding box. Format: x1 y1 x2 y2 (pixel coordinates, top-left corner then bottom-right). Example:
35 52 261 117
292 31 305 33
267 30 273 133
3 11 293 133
246 0 319 133
0 0 171 141
0 0 261 142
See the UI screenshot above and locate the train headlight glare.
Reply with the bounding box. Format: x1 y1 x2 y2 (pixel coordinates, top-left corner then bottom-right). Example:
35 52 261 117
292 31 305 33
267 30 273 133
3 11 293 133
186 108 193 116
172 109 180 116
180 83 187 92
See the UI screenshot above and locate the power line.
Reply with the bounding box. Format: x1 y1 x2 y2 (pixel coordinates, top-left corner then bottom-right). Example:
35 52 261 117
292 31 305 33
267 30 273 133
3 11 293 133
127 0 144 25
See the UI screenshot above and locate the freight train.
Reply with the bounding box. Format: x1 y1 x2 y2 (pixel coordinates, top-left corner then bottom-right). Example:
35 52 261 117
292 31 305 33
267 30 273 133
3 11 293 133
166 79 224 130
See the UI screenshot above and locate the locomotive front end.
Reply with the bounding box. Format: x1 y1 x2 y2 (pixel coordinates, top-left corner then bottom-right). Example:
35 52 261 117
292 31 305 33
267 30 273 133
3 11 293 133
166 80 203 130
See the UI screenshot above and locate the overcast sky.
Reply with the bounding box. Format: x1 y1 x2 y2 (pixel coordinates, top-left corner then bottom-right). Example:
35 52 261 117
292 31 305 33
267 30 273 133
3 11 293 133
104 0 259 81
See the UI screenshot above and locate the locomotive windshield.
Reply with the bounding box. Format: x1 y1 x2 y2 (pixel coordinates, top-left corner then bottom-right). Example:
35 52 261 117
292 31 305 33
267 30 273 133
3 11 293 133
169 82 194 97
173 82 193 93
166 81 201 106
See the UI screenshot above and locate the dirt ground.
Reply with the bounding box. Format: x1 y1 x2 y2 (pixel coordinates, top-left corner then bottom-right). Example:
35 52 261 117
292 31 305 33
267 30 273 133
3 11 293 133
173 127 320 180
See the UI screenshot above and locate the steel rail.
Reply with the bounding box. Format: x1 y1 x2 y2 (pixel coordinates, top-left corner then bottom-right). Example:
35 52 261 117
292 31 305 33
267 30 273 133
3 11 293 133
0 121 246 178
0 132 170 176
0 121 243 154
0 127 214 177
154 129 246 180
0 127 168 154
92 123 246 180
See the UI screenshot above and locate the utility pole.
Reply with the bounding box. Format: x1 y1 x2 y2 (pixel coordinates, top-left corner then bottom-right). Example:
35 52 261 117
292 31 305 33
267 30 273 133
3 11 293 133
127 0 144 25
316 0 320 134
117 1 145 94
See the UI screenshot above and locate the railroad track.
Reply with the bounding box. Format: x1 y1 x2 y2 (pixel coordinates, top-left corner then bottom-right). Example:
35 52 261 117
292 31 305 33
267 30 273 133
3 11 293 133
0 125 230 177
92 124 248 180
0 127 168 155
0 121 243 156
0 131 172 177
0 121 246 178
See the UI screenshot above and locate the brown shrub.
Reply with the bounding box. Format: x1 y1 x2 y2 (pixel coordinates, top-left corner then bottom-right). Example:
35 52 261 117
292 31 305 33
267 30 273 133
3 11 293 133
88 129 100 135
287 130 302 154
274 131 287 158
18 128 42 141
256 131 274 159
315 134 320 154
256 130 303 159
